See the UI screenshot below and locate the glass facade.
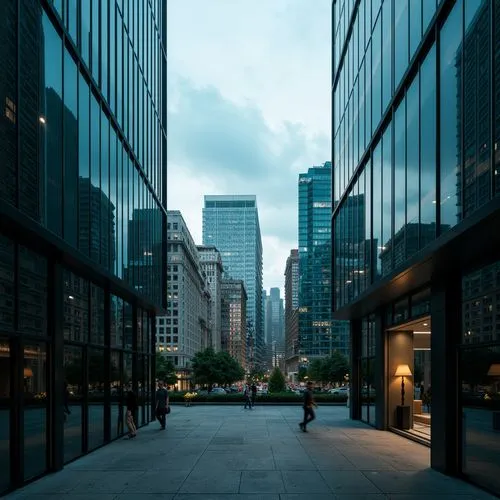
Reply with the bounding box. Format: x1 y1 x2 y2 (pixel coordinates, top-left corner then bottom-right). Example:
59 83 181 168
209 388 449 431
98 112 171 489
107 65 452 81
202 196 264 369
0 0 166 494
333 0 500 495
333 0 498 308
300 163 349 359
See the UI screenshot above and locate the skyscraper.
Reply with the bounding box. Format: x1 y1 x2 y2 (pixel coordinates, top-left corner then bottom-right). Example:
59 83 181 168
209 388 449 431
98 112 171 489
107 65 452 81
0 0 166 492
298 162 349 360
202 195 263 369
266 288 285 369
197 245 224 352
284 249 300 377
156 212 210 390
333 0 500 494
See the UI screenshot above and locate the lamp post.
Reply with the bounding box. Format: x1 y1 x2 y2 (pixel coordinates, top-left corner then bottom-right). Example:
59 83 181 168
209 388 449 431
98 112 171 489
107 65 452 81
394 364 412 429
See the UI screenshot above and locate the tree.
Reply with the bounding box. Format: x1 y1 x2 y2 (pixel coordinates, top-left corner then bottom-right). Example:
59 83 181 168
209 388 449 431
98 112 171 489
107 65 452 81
155 352 178 386
308 359 326 384
268 366 286 393
298 366 308 382
192 348 245 389
248 367 265 383
322 351 350 384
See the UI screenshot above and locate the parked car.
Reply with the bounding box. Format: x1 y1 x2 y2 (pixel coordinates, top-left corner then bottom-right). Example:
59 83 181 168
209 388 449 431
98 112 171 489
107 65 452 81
210 387 228 395
329 386 349 395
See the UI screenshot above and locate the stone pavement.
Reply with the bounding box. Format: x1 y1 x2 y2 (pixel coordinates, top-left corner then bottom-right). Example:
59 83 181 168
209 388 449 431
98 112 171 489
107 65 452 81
5 405 497 500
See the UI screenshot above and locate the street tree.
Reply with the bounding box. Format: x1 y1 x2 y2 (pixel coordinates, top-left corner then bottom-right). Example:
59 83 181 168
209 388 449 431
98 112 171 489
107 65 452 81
155 352 178 386
268 366 286 393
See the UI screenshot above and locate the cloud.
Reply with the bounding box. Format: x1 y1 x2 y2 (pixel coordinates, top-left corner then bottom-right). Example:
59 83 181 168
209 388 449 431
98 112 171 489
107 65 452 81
167 0 332 293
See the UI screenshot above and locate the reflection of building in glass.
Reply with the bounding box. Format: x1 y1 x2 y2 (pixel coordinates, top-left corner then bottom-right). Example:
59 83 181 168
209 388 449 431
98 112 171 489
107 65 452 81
221 279 247 371
78 177 115 268
156 212 210 386
125 208 162 302
333 0 500 495
197 245 224 352
0 0 166 492
203 195 263 369
299 162 349 359
285 249 300 376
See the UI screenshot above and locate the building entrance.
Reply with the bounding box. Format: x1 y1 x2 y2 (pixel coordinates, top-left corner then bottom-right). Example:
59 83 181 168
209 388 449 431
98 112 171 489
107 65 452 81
387 317 431 445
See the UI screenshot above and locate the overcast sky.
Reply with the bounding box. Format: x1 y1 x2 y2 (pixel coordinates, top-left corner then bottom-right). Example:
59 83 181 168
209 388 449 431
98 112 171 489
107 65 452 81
167 0 332 294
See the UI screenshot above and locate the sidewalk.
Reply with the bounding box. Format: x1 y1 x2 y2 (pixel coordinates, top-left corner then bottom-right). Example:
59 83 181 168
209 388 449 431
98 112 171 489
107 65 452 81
5 405 496 499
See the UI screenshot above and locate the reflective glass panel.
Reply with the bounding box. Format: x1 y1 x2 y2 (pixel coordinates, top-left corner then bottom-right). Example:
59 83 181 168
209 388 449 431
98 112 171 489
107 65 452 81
88 348 105 451
78 75 90 256
373 141 382 281
440 0 463 231
0 236 15 331
64 270 89 343
395 0 409 89
0 338 10 493
63 345 83 462
382 0 392 113
23 342 47 480
382 125 393 277
394 97 406 268
420 45 437 246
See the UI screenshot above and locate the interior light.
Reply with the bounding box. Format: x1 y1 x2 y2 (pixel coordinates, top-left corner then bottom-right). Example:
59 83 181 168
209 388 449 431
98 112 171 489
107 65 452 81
423 323 428 326
39 116 46 124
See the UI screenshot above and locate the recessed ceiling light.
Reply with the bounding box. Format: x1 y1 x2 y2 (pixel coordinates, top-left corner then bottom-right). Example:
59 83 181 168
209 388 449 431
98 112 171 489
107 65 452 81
423 323 428 326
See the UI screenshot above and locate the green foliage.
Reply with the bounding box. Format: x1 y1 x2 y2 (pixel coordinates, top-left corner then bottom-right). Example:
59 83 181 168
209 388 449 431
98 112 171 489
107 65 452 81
155 352 178 386
167 391 348 403
192 348 245 388
298 366 308 382
248 367 266 383
307 351 350 384
268 367 286 393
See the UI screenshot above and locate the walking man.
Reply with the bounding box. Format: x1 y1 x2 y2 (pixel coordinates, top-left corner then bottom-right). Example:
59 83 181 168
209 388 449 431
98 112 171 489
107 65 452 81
156 381 169 430
299 381 317 432
244 384 252 410
251 383 257 408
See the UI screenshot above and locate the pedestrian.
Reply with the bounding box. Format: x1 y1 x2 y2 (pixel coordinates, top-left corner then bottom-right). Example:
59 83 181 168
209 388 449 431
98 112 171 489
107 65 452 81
156 380 169 430
125 389 138 439
251 383 257 408
63 381 71 422
299 381 317 432
419 382 425 400
244 384 252 410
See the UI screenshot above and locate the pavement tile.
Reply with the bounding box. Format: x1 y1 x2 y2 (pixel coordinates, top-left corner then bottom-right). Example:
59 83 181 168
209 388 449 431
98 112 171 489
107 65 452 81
120 469 191 493
320 470 383 495
175 495 279 500
239 471 286 494
281 470 332 494
70 470 146 494
178 469 241 494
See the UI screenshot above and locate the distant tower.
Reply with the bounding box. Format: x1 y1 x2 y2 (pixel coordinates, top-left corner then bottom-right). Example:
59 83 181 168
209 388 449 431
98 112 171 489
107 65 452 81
203 195 263 370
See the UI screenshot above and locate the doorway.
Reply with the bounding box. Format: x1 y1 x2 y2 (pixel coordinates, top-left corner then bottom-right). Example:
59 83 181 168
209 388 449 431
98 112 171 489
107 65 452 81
387 317 431 445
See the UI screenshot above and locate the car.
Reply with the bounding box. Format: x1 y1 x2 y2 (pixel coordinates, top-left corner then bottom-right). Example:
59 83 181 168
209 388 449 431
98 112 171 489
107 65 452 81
210 387 227 395
329 386 349 395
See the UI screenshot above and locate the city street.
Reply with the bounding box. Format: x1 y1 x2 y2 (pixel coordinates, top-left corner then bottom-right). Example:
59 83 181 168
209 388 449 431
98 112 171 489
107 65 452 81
4 405 496 499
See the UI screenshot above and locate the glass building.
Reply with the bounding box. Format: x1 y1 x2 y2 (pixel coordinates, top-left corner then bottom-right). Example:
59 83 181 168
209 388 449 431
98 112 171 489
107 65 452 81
0 0 166 493
333 0 500 494
202 195 264 369
298 162 350 361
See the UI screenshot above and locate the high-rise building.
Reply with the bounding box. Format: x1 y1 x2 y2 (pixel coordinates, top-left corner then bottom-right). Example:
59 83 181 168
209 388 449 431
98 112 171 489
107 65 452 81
221 279 247 371
285 249 300 377
156 212 210 389
298 162 349 360
202 195 263 369
197 245 224 351
265 288 285 369
0 1 166 492
332 0 500 494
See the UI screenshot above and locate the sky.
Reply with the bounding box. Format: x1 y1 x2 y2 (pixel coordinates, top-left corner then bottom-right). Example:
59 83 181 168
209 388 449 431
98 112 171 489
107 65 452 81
167 0 332 294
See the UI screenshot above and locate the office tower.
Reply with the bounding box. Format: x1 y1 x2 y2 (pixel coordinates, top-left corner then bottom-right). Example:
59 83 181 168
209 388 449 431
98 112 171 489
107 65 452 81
298 162 349 360
266 288 285 369
156 212 210 389
202 195 263 369
221 279 247 371
197 245 224 351
284 249 300 377
0 1 166 492
332 0 500 494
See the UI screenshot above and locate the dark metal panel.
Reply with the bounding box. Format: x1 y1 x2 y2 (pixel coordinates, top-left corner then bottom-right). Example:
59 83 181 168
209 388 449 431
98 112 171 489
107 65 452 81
430 274 461 475
50 262 65 472
350 318 361 420
103 288 111 443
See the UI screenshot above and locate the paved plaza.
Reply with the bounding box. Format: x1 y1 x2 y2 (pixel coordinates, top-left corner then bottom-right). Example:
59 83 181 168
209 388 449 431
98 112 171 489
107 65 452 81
4 405 496 499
